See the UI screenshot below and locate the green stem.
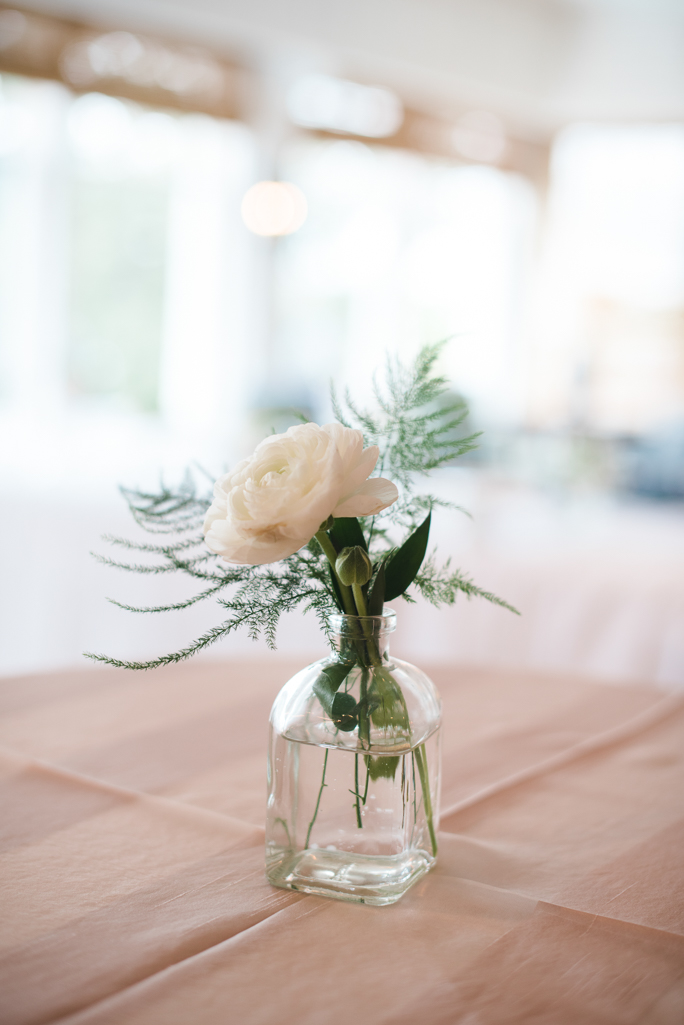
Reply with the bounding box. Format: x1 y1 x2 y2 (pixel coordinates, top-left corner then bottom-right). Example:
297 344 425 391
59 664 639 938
353 754 362 827
305 748 328 849
315 530 356 616
358 667 370 750
274 817 292 847
350 584 384 667
352 583 368 617
414 743 437 857
412 752 417 826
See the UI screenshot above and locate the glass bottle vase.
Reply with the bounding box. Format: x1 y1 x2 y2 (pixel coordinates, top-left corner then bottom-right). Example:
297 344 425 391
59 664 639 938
266 610 441 906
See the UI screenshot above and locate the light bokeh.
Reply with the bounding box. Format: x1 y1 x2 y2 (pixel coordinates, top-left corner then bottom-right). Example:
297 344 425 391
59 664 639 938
241 180 308 237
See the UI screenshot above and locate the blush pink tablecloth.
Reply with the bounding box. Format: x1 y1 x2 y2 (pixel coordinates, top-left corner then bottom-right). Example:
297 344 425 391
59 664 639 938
1 658 683 1024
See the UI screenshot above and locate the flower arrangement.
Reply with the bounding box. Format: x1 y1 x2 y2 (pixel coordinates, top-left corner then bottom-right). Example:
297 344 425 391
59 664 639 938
87 343 515 671
88 342 517 905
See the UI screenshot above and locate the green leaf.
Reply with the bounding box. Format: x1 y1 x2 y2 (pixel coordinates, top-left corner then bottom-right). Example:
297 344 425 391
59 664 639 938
366 755 400 781
368 666 410 731
313 661 355 717
384 511 431 601
329 517 367 553
331 691 358 732
368 562 385 616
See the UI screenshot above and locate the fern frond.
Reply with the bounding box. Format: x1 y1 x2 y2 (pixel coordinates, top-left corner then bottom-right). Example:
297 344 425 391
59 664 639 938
84 618 237 670
106 578 231 613
413 554 519 614
101 534 202 554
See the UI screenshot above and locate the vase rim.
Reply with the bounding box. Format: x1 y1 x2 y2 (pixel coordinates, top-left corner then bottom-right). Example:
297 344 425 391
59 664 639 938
327 608 397 632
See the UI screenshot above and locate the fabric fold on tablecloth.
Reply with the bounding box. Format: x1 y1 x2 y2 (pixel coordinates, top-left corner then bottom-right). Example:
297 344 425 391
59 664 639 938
441 699 684 937
47 839 542 1025
440 690 684 819
0 845 299 1025
44 845 684 1025
0 747 271 1025
379 902 684 1025
0 744 264 852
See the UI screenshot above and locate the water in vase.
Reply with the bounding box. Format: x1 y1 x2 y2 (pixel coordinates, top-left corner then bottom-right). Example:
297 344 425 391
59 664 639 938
266 729 440 905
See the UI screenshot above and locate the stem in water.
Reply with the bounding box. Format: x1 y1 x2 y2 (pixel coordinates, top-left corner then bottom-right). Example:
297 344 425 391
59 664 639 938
414 743 437 856
305 748 329 849
353 753 363 828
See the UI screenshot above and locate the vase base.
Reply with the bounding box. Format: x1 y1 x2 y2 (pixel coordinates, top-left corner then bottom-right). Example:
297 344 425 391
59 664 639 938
267 847 435 906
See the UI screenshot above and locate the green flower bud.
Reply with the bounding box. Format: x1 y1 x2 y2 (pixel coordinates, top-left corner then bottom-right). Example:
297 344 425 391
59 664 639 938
335 546 372 587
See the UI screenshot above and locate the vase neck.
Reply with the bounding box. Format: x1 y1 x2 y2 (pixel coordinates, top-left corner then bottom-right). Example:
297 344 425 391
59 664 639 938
328 611 396 665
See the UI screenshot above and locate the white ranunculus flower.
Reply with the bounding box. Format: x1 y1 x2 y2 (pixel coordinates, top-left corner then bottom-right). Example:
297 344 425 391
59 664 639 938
203 422 398 566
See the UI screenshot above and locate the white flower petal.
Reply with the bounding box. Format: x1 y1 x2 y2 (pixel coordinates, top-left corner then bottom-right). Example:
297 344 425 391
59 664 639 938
333 477 398 518
339 444 380 499
205 516 309 565
322 423 364 475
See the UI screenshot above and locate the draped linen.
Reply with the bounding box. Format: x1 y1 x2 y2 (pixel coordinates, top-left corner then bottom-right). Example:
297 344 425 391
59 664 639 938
1 659 682 1025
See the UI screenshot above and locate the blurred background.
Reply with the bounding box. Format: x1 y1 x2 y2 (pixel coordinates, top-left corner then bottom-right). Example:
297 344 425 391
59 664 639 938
1 0 683 685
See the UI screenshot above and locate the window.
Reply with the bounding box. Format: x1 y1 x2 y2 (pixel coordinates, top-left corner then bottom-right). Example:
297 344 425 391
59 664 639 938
272 137 538 428
0 72 256 485
530 123 684 434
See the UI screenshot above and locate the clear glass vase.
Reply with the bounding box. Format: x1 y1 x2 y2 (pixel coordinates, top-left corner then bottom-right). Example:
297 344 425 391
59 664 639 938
266 610 441 906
